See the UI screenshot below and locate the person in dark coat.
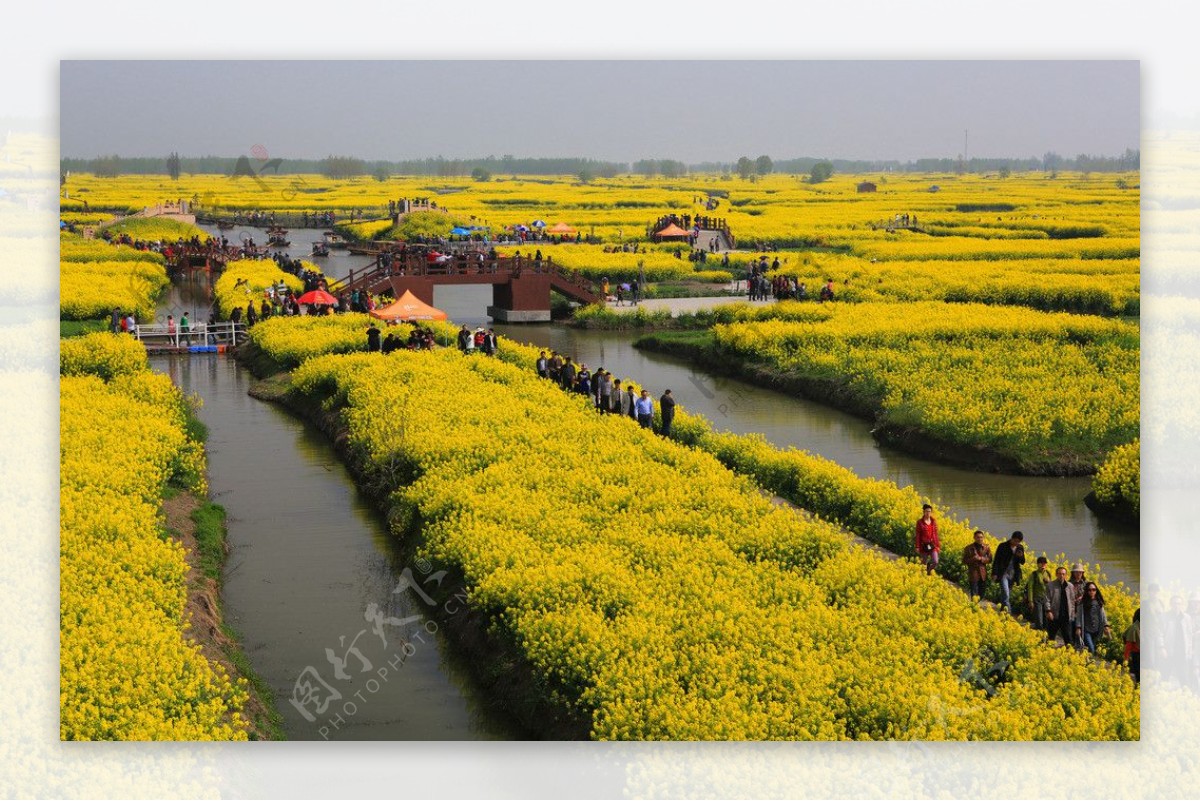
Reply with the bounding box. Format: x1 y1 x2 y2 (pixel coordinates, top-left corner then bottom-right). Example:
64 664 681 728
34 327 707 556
659 389 676 436
992 531 1026 614
1046 566 1078 647
366 323 382 352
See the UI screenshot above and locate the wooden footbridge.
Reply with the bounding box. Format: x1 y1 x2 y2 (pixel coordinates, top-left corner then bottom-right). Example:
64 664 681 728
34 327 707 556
329 252 603 322
131 321 248 354
164 243 271 277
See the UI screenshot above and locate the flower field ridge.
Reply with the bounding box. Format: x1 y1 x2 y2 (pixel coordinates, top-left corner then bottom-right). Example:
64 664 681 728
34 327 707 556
60 333 248 740
289 348 1138 740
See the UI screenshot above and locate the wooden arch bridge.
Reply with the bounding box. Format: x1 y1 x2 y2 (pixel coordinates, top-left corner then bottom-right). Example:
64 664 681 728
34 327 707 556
329 251 602 322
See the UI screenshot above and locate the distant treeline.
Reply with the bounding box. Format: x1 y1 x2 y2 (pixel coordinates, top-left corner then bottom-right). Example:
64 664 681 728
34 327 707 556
61 149 1140 178
61 154 628 179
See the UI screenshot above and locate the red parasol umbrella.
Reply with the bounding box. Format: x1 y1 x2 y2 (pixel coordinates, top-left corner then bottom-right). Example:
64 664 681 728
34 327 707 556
297 289 338 305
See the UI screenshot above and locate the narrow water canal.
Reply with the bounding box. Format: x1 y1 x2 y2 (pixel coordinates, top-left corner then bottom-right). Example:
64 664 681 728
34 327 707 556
149 351 526 740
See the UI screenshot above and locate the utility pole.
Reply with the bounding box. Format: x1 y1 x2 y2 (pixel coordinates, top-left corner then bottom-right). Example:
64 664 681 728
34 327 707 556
964 129 969 164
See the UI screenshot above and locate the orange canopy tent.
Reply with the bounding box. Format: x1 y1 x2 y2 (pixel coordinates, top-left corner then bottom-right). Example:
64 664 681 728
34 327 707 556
548 222 577 234
653 222 692 243
655 222 690 238
370 289 448 322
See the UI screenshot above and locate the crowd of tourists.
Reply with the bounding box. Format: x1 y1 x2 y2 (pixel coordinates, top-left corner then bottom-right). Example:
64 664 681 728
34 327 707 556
916 503 1195 687
742 255 836 303
532 350 676 435
366 321 437 353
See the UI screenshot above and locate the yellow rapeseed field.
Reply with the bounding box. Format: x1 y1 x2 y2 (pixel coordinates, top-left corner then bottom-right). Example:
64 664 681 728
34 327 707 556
289 347 1138 740
60 333 248 740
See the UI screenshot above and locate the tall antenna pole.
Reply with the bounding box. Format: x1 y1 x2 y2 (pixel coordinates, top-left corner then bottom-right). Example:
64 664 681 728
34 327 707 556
964 129 969 163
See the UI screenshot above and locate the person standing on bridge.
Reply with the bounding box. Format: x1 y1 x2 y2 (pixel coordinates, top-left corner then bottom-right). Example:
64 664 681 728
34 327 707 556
166 315 177 346
179 312 191 346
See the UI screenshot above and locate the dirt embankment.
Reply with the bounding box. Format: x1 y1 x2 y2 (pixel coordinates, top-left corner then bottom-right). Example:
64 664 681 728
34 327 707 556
162 492 282 740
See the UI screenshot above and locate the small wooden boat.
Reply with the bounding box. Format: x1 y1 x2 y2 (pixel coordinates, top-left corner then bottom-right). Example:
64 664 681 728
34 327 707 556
323 230 349 249
311 241 330 257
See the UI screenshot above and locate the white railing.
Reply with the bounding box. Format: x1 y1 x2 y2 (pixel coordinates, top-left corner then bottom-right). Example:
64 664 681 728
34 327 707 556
132 320 247 348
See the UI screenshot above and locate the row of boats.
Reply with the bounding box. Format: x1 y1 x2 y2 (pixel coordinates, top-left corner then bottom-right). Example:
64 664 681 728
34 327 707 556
214 220 348 257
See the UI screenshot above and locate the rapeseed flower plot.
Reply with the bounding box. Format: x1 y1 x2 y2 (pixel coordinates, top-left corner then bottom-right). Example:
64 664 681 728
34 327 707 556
60 259 169 320
60 334 247 740
59 233 171 322
213 259 312 319
288 346 1138 739
489 327 1136 662
711 302 1138 472
103 217 211 244
1092 439 1139 516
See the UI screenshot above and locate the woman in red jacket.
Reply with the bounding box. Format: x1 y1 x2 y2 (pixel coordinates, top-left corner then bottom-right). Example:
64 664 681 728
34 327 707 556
915 503 940 575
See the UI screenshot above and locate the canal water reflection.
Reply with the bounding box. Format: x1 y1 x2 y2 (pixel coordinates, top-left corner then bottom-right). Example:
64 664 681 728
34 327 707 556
150 351 526 740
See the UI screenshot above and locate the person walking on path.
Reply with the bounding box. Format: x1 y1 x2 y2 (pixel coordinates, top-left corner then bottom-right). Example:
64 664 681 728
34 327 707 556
915 504 940 575
1046 566 1078 647
166 314 177 346
610 379 623 414
560 357 577 390
179 312 191 346
1068 563 1088 616
992 531 1026 613
625 384 639 421
1123 609 1141 686
536 351 549 379
659 389 676 436
1075 581 1110 654
635 390 654 429
598 370 613 413
1025 555 1052 631
962 530 992 601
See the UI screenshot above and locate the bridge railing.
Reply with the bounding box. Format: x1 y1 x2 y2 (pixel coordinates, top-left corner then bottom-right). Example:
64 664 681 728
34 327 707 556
133 321 248 348
327 251 603 306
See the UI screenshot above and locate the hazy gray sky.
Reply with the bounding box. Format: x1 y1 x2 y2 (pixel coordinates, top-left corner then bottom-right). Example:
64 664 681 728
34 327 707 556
60 61 1138 163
